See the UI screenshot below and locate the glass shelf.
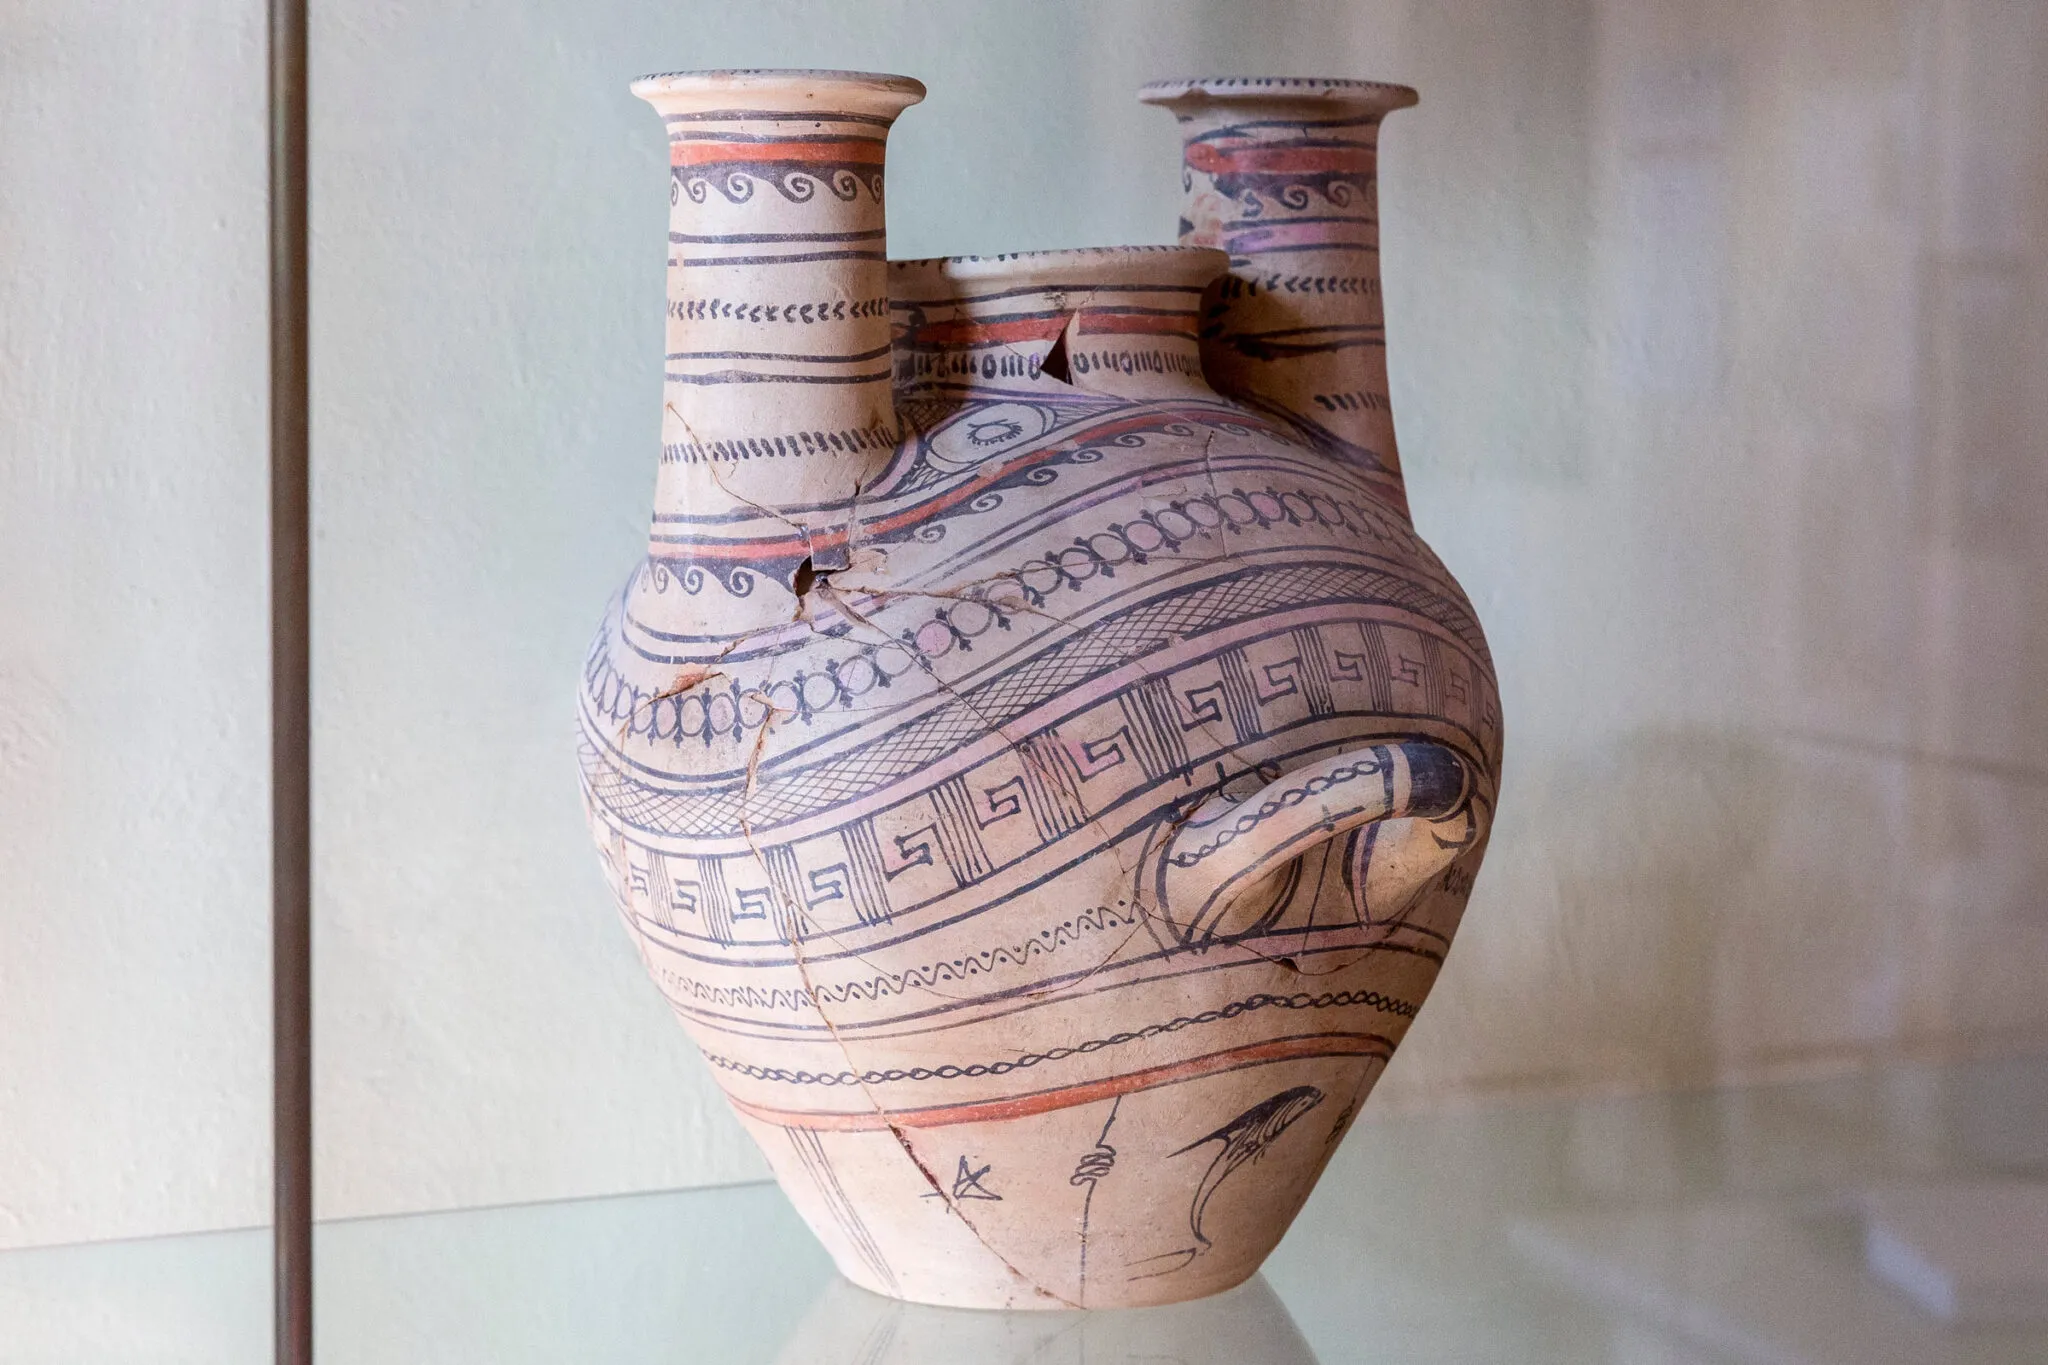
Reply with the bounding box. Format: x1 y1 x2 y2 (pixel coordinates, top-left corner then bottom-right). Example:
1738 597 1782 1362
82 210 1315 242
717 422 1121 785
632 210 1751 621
7 1053 2045 1364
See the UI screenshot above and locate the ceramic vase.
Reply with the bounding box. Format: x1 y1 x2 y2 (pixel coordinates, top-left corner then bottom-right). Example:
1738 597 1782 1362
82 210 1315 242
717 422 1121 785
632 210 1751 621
578 69 1501 1310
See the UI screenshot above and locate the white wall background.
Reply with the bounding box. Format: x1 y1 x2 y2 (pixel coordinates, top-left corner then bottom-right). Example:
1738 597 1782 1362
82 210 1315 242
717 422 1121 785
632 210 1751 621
0 1 269 1251
4 0 2045 1251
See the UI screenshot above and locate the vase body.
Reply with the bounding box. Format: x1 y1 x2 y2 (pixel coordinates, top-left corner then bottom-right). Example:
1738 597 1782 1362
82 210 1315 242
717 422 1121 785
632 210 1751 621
578 70 1501 1310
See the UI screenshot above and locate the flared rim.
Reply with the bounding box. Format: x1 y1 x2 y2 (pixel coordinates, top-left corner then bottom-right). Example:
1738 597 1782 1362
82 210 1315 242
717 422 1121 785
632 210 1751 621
630 68 926 115
1139 75 1418 112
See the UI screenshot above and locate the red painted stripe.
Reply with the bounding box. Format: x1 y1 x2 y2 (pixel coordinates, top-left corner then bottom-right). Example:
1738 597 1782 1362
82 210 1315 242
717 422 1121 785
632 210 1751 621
722 1031 1392 1132
906 316 1067 348
671 139 886 167
904 313 1197 348
1187 142 1373 176
1074 312 1199 339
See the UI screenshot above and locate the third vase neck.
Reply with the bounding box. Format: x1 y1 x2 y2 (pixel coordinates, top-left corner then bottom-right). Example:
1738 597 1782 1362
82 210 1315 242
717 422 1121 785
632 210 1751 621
1142 77 1418 514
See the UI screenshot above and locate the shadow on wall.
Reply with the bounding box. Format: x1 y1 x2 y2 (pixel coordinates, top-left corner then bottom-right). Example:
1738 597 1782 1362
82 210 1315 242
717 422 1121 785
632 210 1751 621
1386 723 2048 1105
1381 0 2048 1107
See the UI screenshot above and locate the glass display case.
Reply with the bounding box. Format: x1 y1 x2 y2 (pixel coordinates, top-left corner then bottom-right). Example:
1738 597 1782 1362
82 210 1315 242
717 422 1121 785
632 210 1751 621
3 1 2044 1359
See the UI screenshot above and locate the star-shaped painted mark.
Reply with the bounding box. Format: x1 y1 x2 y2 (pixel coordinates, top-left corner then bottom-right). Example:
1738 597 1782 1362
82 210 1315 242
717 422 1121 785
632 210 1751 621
921 1155 1002 1201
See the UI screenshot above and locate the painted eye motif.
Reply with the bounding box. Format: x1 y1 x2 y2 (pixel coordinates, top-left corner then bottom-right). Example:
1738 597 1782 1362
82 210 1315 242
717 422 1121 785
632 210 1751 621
968 418 1025 447
927 402 1056 472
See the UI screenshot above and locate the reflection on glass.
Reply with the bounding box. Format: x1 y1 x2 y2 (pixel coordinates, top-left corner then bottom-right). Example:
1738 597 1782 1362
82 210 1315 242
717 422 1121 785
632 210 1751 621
771 1273 1318 1365
299 0 2048 1269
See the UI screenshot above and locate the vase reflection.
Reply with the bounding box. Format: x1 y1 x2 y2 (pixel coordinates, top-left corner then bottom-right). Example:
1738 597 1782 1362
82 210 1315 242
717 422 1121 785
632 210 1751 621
770 1272 1319 1365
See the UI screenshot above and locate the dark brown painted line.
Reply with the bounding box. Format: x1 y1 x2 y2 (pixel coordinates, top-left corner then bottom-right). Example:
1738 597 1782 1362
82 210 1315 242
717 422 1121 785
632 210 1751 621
674 249 888 267
662 109 898 126
667 130 889 146
1183 113 1385 138
665 343 895 364
889 282 1208 309
1221 214 1373 230
656 932 1445 1041
727 1032 1392 1131
670 229 887 244
1223 242 1378 260
663 368 895 386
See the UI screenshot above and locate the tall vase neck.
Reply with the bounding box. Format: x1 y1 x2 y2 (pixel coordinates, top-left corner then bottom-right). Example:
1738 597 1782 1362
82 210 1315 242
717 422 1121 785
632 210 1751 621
1141 77 1416 513
634 70 924 596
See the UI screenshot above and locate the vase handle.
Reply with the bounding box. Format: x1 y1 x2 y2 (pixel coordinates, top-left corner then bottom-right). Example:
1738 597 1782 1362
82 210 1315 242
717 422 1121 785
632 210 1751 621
1149 740 1474 946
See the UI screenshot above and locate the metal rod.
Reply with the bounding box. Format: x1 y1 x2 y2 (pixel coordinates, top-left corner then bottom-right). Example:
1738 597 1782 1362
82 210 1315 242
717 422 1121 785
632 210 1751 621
269 0 312 1359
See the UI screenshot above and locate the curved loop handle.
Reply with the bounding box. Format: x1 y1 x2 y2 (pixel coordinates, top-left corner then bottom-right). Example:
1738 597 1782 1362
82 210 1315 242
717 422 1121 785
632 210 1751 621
1150 740 1473 946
